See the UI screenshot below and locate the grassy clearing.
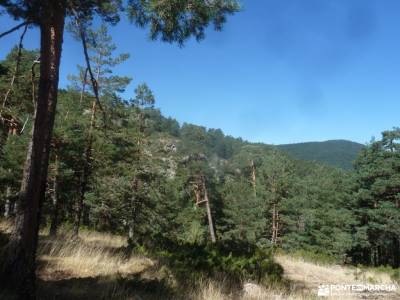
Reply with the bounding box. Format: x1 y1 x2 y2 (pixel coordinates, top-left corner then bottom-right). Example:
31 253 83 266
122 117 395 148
1 220 399 299
38 228 151 279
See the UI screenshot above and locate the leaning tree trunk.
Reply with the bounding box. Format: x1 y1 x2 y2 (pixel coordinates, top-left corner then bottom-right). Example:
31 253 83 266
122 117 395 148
0 3 65 298
202 180 216 243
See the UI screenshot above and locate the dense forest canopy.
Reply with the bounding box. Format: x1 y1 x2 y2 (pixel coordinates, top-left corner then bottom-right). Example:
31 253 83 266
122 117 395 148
277 140 365 170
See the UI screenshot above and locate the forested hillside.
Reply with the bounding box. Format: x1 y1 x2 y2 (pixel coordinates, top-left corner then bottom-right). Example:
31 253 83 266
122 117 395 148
0 3 399 298
1 45 399 270
277 140 365 170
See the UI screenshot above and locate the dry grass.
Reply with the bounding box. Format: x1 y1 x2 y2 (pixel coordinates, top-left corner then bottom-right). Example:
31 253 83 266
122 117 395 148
191 280 314 300
1 219 399 299
276 254 396 286
276 254 400 299
194 281 229 300
0 218 12 233
37 228 152 279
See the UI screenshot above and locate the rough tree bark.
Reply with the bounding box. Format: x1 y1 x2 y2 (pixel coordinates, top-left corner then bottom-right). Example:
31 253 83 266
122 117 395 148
0 2 65 298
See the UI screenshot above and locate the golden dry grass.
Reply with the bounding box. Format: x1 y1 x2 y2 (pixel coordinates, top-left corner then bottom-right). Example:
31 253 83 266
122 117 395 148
275 254 400 299
37 228 152 280
0 218 12 233
191 280 313 300
276 254 395 286
1 219 399 299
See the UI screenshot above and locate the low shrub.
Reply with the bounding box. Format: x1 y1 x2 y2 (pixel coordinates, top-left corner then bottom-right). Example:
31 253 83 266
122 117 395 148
133 237 283 284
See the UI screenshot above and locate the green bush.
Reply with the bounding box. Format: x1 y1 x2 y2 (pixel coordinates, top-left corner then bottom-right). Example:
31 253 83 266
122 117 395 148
139 238 283 284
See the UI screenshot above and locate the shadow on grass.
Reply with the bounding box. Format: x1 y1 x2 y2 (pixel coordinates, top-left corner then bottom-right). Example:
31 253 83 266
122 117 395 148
0 231 177 300
37 272 177 300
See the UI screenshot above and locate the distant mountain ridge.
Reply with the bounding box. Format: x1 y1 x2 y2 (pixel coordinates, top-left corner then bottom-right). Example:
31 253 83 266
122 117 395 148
276 139 365 170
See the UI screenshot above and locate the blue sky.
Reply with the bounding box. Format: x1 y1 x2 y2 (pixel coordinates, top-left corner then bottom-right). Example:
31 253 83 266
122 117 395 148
1 0 400 144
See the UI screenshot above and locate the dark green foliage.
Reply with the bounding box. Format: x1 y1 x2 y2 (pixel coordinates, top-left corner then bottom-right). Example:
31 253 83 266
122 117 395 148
351 128 400 267
278 139 365 170
143 239 283 284
0 47 38 116
127 0 240 44
1 36 399 290
280 164 355 262
0 48 38 214
220 177 266 245
0 1 243 295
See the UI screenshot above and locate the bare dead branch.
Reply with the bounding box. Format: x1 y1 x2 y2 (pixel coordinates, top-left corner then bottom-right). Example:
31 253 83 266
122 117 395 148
70 7 106 126
20 116 29 134
0 21 31 39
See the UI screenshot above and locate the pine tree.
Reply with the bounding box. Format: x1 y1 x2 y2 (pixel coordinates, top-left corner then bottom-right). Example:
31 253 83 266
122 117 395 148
68 23 131 236
0 2 239 295
352 128 400 267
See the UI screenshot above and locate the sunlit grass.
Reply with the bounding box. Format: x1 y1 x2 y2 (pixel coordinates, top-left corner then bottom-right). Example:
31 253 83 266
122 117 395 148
37 227 152 279
1 219 398 299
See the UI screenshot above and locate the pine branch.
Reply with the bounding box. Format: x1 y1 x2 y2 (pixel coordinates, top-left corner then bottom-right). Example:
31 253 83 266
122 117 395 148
0 21 31 39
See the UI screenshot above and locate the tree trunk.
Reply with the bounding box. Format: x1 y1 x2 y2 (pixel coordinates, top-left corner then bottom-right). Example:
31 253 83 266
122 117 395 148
202 180 216 243
0 3 65 298
0 123 7 159
392 237 399 268
4 188 11 218
49 153 60 236
251 159 256 196
271 203 279 245
73 100 96 236
3 186 14 218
